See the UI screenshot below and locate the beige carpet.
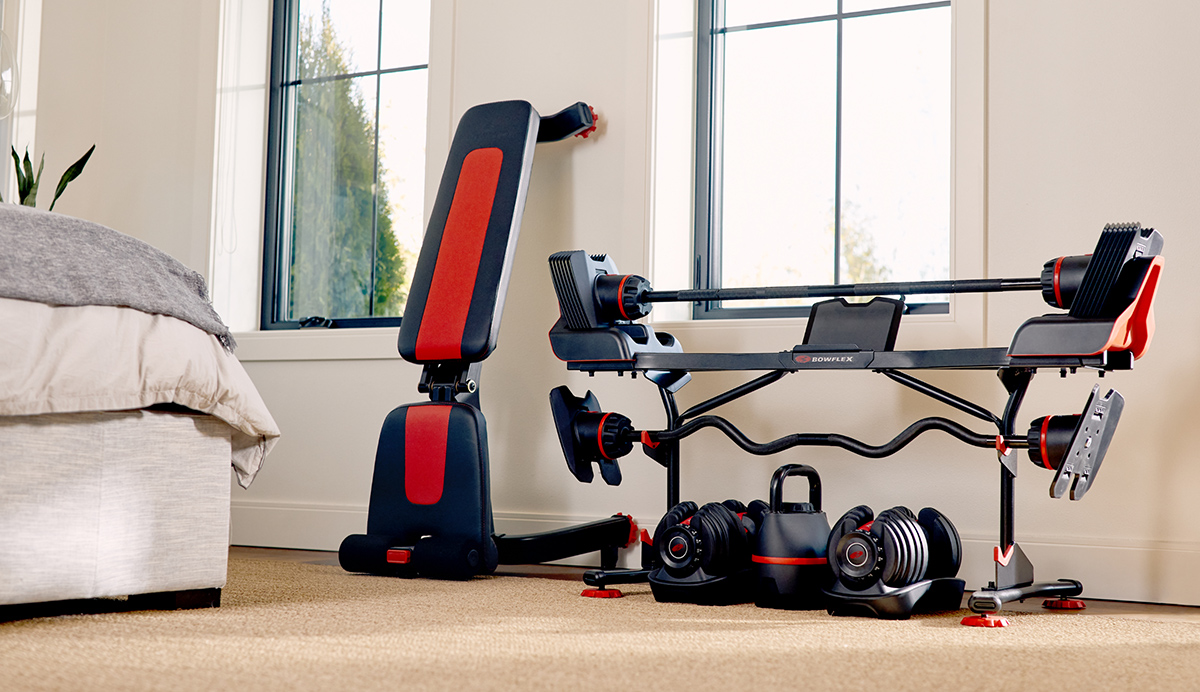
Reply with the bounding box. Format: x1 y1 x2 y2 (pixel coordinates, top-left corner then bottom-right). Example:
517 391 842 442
2 559 1200 691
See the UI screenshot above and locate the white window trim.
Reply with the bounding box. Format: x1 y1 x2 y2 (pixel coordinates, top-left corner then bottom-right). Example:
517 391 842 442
225 0 985 362
219 0 454 362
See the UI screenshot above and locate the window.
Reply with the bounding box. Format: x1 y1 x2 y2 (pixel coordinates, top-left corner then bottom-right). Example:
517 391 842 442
263 0 430 329
694 0 951 319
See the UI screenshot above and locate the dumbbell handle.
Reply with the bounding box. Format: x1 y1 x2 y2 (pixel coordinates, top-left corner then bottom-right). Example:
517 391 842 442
641 277 1041 304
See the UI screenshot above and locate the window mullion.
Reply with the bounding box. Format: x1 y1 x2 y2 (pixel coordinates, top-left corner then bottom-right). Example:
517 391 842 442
368 0 384 317
710 0 727 313
693 0 717 318
834 0 843 285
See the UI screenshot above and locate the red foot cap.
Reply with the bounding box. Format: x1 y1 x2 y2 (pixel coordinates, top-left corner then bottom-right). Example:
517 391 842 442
1043 598 1086 610
581 588 623 598
615 513 640 547
961 614 1009 628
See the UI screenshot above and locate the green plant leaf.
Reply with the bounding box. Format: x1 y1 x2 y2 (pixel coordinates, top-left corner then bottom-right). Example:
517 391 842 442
11 146 25 202
18 149 33 205
24 154 43 207
48 144 95 212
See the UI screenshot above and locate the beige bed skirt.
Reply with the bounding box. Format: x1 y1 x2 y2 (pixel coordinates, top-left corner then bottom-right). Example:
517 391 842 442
0 410 233 606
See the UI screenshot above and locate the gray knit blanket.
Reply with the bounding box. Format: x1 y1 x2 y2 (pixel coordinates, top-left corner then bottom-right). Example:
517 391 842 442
0 204 234 350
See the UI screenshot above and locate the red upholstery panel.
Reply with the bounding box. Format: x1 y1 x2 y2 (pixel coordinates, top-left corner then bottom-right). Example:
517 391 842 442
404 405 452 505
414 147 504 361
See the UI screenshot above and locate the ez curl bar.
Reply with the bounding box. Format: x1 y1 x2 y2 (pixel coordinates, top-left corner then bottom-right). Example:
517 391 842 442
545 223 1162 624
557 387 1116 485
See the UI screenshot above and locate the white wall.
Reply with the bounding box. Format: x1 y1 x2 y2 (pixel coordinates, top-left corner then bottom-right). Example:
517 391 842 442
985 0 1200 604
33 0 219 273
26 0 1200 605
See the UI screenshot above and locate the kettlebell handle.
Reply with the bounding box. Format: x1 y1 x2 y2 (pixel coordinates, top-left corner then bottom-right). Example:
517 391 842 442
769 464 821 512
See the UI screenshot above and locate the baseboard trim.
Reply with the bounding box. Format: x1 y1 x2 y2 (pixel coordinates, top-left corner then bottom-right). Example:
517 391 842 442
228 502 626 552
230 501 366 552
230 501 1200 605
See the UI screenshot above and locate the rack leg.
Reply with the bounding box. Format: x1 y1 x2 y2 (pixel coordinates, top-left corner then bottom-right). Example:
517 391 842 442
968 579 1083 614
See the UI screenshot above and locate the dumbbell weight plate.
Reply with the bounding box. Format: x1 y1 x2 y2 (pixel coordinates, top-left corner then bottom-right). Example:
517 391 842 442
918 507 962 580
893 507 930 585
880 509 920 587
872 513 908 587
892 510 926 585
899 511 929 584
827 506 873 574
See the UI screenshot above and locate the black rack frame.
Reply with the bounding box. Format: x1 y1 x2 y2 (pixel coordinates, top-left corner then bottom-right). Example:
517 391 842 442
578 345 1125 611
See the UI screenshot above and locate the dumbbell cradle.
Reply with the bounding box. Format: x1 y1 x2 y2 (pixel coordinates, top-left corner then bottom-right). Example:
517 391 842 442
823 505 965 619
647 499 768 605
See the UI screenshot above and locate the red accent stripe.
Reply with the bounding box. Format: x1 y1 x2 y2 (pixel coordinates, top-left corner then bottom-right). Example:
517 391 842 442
994 544 1015 566
617 275 633 320
1040 416 1054 470
751 555 829 566
597 412 614 460
415 147 504 361
405 406 452 505
1053 256 1065 307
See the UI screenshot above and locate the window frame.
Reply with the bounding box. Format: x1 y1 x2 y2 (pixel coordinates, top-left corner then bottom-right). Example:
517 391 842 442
691 0 953 321
261 0 428 330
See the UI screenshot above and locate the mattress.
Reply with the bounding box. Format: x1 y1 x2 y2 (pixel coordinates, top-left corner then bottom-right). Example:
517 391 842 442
0 296 279 487
0 410 233 605
0 210 280 608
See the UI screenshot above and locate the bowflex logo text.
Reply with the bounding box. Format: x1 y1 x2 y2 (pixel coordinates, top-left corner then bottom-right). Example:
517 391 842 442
793 354 856 364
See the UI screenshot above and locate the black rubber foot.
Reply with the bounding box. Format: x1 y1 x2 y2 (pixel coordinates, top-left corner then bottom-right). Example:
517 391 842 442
128 587 222 611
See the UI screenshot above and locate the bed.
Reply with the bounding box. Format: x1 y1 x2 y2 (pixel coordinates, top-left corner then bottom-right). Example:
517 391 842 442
0 204 279 610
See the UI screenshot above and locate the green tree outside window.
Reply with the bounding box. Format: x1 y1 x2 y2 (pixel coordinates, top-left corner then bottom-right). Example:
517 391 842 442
286 8 412 321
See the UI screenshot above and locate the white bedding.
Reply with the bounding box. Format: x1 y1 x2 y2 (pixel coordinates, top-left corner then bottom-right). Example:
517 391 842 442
0 297 278 486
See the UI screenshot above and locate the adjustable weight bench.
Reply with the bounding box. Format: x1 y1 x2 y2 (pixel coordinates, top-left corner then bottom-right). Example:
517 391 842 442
338 100 635 580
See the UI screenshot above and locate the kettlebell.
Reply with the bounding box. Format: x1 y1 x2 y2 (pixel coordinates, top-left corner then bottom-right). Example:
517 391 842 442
753 464 833 610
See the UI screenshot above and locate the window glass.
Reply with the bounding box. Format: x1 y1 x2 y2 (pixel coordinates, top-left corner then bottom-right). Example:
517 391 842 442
723 0 836 28
719 23 838 302
842 0 925 13
380 0 431 69
697 0 951 317
297 0 380 77
287 75 379 319
840 8 950 288
375 68 429 313
266 0 430 327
